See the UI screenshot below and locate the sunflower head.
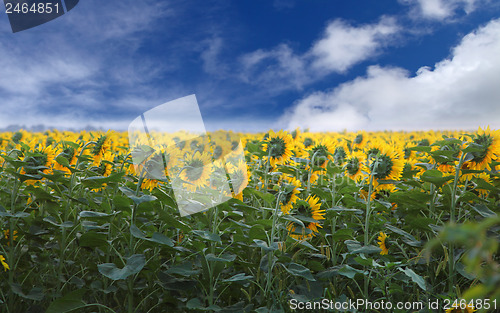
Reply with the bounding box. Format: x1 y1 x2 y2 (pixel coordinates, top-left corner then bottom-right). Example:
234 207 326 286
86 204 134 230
345 151 366 182
377 232 389 255
365 143 404 181
288 195 325 240
308 139 334 168
262 130 293 167
463 127 500 171
279 176 301 214
227 160 250 196
180 151 213 192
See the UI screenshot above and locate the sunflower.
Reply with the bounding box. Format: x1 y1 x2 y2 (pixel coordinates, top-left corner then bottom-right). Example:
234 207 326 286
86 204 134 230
364 143 404 182
21 142 56 185
53 145 79 175
0 255 9 271
377 232 389 255
287 195 325 240
163 145 182 175
279 176 301 214
262 130 293 167
180 151 213 192
444 304 476 313
307 138 335 168
227 159 250 200
91 130 114 166
462 126 500 171
352 131 368 150
344 151 366 182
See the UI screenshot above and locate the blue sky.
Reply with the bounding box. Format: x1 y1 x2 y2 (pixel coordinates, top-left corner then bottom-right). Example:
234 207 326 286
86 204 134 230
1 0 499 132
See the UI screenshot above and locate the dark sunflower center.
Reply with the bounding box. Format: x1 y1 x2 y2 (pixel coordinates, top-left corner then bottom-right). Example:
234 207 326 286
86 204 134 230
12 131 23 143
24 152 48 175
370 154 394 179
185 159 205 181
46 137 55 146
174 137 186 150
346 157 360 176
231 141 239 151
212 145 223 159
311 145 328 166
281 183 295 204
440 142 461 163
230 170 246 193
471 134 493 163
296 203 313 226
303 138 313 148
58 147 75 163
267 137 286 158
354 134 363 144
91 135 107 156
403 147 411 159
366 148 380 160
333 146 346 164
417 139 429 146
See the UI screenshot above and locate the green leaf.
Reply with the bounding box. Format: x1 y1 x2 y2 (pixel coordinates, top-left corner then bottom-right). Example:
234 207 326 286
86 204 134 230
55 155 70 167
79 232 108 248
332 228 354 241
82 172 124 187
11 284 44 301
43 216 74 228
354 256 373 267
128 194 157 205
345 240 382 254
223 273 253 282
205 253 236 263
79 211 117 218
399 267 427 291
471 204 497 218
282 263 315 281
166 263 200 277
408 146 431 152
98 254 145 281
245 188 275 204
421 169 454 187
130 224 174 247
192 230 221 243
46 289 86 313
338 265 366 279
186 298 203 310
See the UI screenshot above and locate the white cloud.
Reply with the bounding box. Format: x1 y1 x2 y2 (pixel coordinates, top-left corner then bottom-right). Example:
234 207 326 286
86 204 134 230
0 0 175 130
402 0 480 20
240 44 311 93
310 16 399 73
239 17 400 92
281 18 500 131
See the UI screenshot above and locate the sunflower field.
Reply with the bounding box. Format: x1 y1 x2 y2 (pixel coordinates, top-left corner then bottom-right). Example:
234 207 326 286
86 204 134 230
0 127 499 313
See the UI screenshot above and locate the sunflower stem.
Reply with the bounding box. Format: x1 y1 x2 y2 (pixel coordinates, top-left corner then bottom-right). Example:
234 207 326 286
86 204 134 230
363 156 378 299
448 150 467 294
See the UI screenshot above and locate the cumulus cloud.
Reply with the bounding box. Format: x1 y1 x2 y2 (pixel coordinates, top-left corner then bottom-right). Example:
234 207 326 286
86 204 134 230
281 18 500 131
310 16 399 73
401 0 480 20
239 17 400 92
